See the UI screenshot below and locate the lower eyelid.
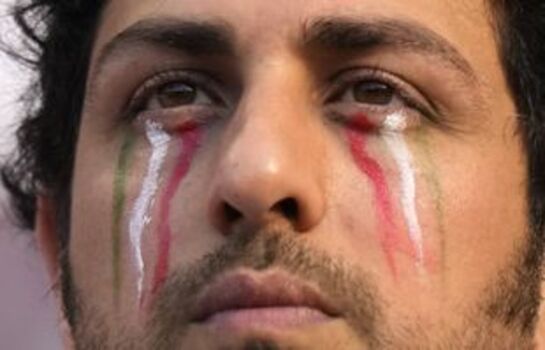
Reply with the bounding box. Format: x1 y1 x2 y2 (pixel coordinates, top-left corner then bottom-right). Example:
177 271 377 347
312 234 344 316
135 104 226 130
381 111 415 131
325 102 423 133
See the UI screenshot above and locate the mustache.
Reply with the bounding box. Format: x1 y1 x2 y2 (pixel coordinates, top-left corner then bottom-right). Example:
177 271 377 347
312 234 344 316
148 228 383 343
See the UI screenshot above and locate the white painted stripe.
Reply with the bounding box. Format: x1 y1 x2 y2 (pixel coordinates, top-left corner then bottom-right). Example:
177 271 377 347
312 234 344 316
383 113 424 264
129 121 171 301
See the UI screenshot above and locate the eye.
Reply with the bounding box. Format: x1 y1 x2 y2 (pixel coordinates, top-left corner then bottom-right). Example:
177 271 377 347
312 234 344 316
128 70 226 118
326 68 439 129
150 81 210 110
352 81 395 106
158 82 197 108
334 79 399 108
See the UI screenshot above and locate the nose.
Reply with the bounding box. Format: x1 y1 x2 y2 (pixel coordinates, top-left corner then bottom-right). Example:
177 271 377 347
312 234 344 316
208 66 326 234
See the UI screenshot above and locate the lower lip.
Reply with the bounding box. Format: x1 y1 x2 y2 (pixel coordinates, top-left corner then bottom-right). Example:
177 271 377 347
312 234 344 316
200 306 333 331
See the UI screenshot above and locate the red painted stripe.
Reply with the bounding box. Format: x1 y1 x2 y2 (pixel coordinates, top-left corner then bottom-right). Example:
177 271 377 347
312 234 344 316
347 116 399 277
151 126 202 295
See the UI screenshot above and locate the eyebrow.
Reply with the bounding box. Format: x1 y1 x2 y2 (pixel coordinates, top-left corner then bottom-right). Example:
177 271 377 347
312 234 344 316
93 18 234 75
303 17 478 84
93 16 478 86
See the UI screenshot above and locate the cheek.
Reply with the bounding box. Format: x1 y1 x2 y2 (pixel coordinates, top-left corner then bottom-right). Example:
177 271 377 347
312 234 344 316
147 127 201 300
434 135 528 294
128 125 171 303
70 128 145 313
342 127 445 279
70 123 204 313
341 122 528 301
346 128 401 276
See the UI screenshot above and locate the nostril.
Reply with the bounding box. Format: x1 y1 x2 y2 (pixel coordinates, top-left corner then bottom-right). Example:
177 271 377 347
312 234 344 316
224 202 243 224
271 197 299 222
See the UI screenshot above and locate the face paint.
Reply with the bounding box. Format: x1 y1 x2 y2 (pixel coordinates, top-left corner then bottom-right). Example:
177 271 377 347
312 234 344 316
129 121 170 304
151 125 202 297
413 129 445 273
112 130 136 306
347 116 400 277
383 113 424 266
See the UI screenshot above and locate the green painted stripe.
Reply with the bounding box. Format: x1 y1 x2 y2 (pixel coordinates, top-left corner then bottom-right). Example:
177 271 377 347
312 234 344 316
412 130 446 274
112 131 136 308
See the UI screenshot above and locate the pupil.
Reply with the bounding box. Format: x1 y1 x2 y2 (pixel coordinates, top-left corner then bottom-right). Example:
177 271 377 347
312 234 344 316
157 83 197 108
354 82 394 105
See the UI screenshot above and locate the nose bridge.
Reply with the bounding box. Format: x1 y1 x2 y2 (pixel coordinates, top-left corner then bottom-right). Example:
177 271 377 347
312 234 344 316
242 55 310 126
229 63 307 183
209 59 326 233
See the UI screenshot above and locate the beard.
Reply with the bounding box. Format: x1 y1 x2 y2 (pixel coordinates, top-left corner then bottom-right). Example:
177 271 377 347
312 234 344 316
60 225 543 350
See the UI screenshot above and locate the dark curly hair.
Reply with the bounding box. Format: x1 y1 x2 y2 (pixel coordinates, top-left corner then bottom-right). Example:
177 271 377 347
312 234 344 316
1 0 105 247
2 0 545 256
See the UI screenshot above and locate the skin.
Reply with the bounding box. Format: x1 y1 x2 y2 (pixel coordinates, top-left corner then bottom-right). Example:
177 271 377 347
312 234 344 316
35 0 545 348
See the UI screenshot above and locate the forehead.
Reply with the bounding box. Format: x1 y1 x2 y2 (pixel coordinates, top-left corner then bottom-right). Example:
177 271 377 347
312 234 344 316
94 0 491 62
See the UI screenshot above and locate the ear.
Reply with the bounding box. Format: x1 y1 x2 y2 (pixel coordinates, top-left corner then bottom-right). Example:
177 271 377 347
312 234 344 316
35 196 61 282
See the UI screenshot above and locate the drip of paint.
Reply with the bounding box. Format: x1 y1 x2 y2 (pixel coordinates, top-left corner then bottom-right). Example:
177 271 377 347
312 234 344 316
383 113 424 265
151 126 202 295
413 129 445 274
129 121 171 302
347 117 399 276
112 131 136 306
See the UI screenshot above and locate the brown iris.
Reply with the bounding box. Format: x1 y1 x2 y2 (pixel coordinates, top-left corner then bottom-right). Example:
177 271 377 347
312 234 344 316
353 81 395 106
157 82 198 108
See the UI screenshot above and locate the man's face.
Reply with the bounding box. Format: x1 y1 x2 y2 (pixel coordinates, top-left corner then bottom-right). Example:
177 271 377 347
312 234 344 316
64 0 534 348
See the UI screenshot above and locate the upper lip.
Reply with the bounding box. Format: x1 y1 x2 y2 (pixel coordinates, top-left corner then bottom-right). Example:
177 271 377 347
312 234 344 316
192 269 340 322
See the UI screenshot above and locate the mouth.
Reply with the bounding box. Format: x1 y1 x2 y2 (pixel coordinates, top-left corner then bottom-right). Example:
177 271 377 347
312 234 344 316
191 269 341 331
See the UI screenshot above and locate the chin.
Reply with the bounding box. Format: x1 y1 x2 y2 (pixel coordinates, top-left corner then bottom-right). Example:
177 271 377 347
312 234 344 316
175 319 365 350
